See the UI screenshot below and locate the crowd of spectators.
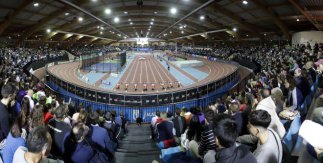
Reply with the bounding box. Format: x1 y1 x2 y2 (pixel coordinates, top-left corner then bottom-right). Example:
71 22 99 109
0 46 130 163
1 42 323 163
151 42 323 163
68 45 122 56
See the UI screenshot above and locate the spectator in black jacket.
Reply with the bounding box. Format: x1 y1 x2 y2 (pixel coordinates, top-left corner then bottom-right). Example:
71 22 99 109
47 104 71 157
172 108 186 138
0 83 16 142
203 118 256 163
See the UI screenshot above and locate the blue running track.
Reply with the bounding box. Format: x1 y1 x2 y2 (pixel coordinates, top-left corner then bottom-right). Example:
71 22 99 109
100 56 135 90
85 72 106 84
158 60 194 86
181 67 208 81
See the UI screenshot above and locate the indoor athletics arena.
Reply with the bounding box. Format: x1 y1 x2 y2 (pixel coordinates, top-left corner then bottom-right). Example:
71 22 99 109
0 0 322 163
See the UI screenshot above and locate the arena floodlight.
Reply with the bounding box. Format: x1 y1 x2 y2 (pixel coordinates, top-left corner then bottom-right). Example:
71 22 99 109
105 8 112 14
114 17 120 23
170 7 177 14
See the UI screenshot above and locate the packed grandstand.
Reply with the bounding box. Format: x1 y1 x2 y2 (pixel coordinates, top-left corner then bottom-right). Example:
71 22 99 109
0 43 322 163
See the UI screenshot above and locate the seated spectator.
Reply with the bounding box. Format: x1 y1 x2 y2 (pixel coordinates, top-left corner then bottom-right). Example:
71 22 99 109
62 122 94 163
156 114 175 142
12 126 52 163
279 75 304 119
47 105 71 157
256 88 286 139
230 101 244 135
198 109 216 157
2 112 27 163
88 112 115 158
204 118 256 163
103 111 117 141
181 115 203 159
237 110 282 163
314 147 323 163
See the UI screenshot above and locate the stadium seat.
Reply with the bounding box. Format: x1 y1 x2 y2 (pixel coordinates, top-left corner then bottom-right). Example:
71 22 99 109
299 102 307 118
282 114 302 153
160 146 185 162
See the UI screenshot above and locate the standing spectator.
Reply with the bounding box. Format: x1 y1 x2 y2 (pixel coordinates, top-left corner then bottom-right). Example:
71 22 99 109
2 112 27 163
172 108 187 138
12 126 52 163
29 105 45 132
47 105 71 157
294 68 311 97
0 83 16 142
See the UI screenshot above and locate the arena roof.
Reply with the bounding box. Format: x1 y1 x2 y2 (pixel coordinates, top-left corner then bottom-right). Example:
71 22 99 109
0 0 322 44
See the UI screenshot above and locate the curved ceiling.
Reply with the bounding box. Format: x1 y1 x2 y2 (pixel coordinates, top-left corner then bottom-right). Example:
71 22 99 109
0 0 321 44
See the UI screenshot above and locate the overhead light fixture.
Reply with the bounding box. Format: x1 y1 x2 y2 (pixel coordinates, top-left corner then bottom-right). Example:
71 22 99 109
91 0 97 2
78 17 83 22
264 33 266 36
65 12 69 16
148 28 151 31
170 7 177 14
100 26 104 30
199 15 205 20
297 18 300 22
149 26 152 28
151 19 154 21
154 11 158 14
33 2 39 7
118 34 121 37
114 17 120 23
181 31 184 34
242 0 248 5
169 31 172 34
104 8 112 14
100 31 103 35
183 25 187 28
179 26 183 29
124 11 128 14
130 22 133 25
233 27 237 32
150 22 154 25
46 28 51 33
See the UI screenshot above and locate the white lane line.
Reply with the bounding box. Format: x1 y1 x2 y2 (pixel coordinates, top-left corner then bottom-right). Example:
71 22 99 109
144 58 150 82
150 56 165 82
147 56 157 83
139 57 143 83
131 57 140 83
123 56 136 82
152 56 173 82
